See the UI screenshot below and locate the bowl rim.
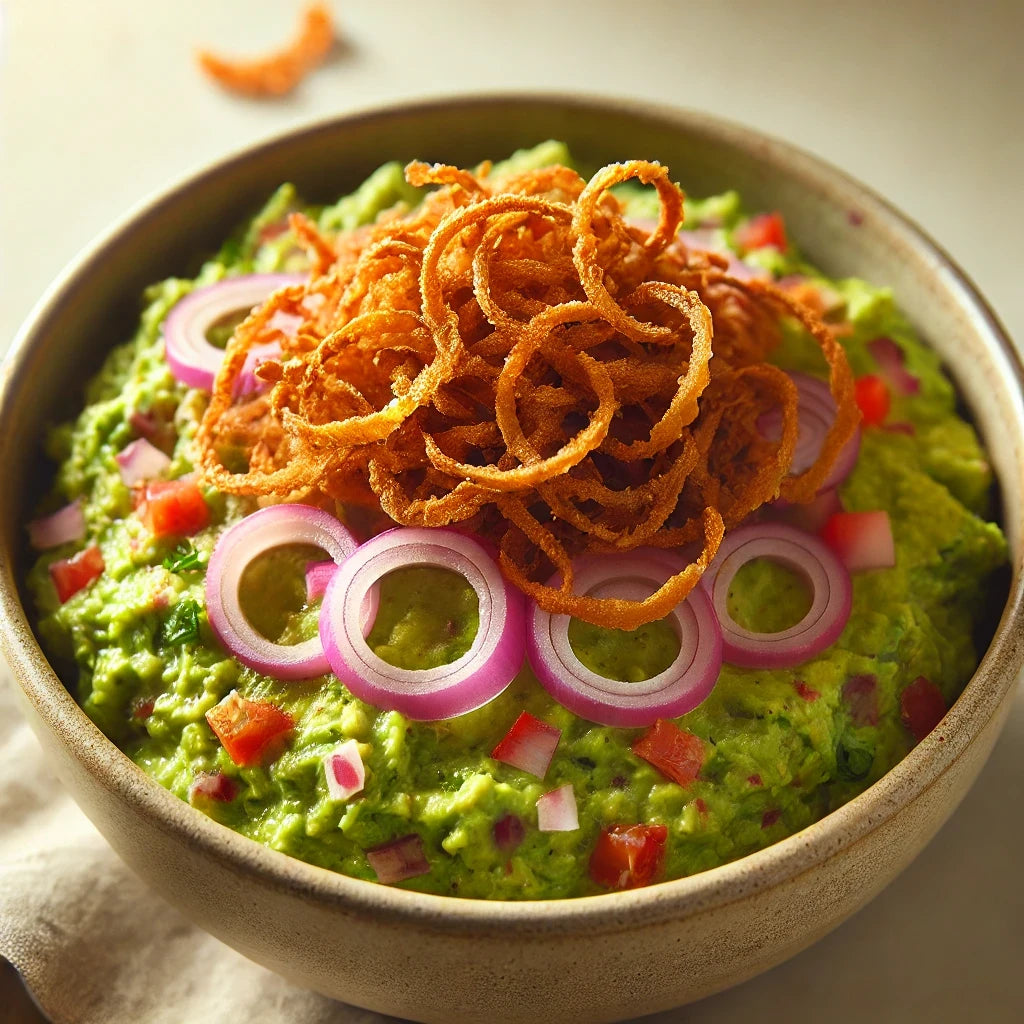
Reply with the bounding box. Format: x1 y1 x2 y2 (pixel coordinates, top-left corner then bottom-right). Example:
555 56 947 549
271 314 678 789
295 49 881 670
2 91 1022 934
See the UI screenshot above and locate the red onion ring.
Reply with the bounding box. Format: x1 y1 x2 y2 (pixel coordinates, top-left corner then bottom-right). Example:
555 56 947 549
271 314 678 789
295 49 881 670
527 552 723 728
758 371 861 494
163 274 303 391
305 559 337 602
707 523 852 669
206 504 361 680
320 528 526 720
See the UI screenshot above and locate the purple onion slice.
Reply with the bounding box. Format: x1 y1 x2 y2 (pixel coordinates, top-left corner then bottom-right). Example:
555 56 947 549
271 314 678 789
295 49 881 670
206 504 360 679
527 551 722 728
163 274 303 391
319 527 526 721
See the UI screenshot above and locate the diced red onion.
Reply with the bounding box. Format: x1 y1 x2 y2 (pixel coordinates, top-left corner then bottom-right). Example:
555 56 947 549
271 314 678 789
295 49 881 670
883 421 916 436
366 834 430 884
868 337 920 396
163 274 303 391
821 510 896 572
319 528 526 720
493 813 525 852
305 559 336 602
759 371 861 495
189 771 238 803
707 522 852 669
322 739 365 801
28 500 85 549
128 409 164 443
492 711 562 779
206 504 360 679
843 674 879 726
536 783 579 832
116 438 172 487
527 551 723 728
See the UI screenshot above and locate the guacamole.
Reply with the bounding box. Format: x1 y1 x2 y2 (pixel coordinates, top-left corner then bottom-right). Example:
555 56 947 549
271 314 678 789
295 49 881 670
26 144 1007 900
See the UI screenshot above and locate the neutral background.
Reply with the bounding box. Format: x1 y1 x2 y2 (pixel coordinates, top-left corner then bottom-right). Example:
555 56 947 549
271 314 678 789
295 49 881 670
2 0 1022 1021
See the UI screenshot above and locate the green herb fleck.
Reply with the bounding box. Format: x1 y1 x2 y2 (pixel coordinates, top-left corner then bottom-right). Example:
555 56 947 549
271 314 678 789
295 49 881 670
162 599 201 646
836 735 875 781
163 542 204 574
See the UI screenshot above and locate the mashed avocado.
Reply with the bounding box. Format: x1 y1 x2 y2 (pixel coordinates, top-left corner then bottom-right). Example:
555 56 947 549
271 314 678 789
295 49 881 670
27 144 1008 899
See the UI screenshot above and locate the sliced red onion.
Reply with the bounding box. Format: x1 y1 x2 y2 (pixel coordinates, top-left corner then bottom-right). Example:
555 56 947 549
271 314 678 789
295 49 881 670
305 559 337 602
491 711 562 779
232 340 282 400
537 783 579 832
767 487 843 534
868 337 920 395
708 522 852 669
720 255 771 281
322 739 365 801
206 504 360 680
163 274 303 391
116 438 172 487
821 510 896 572
28 500 85 549
319 528 526 720
366 834 430 883
527 551 723 728
678 228 726 253
759 371 861 495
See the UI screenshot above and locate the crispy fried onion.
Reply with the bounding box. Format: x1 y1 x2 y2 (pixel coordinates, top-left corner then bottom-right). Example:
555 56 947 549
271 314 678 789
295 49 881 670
196 4 334 99
196 159 858 628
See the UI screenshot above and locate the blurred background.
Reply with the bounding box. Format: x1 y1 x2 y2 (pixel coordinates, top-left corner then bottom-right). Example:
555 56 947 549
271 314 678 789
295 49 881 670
1 1 1022 1021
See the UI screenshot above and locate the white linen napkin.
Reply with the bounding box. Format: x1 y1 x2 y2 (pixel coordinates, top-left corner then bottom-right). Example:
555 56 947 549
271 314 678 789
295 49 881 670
0 668 399 1024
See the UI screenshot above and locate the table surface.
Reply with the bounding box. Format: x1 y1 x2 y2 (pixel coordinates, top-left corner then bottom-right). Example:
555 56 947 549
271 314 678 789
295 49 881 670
2 1 1023 1021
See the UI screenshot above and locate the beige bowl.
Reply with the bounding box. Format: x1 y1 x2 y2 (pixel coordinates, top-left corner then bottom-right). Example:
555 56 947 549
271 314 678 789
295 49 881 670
1 95 1021 1024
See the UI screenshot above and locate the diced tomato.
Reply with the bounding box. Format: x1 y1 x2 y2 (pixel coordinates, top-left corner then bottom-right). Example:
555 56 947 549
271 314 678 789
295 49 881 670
842 674 879 726
136 479 209 538
821 510 895 572
132 698 155 720
901 676 947 743
854 374 891 426
205 690 294 767
491 711 561 779
761 809 781 829
49 544 105 603
747 774 763 787
589 824 668 890
631 719 705 786
735 212 787 252
794 681 820 702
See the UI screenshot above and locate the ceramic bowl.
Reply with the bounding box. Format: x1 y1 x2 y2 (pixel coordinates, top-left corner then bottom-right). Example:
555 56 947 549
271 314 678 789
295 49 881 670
1 95 1021 1024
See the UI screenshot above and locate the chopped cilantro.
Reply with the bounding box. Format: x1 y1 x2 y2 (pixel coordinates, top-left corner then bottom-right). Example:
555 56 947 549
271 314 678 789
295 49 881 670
836 735 875 782
162 599 201 646
163 542 204 573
